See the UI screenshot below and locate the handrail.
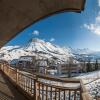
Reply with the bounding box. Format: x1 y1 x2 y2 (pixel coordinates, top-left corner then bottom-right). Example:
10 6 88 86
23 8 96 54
80 79 93 100
80 79 87 92
0 62 94 100
35 73 80 83
37 80 80 90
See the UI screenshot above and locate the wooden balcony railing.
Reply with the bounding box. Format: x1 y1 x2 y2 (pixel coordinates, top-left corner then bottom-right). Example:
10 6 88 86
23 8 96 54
0 62 93 100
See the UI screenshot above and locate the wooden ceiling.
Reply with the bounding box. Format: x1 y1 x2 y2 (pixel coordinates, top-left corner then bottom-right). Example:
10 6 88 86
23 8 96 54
0 0 85 47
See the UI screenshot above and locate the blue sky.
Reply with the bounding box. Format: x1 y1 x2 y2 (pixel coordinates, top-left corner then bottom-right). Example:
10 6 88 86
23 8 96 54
7 0 100 51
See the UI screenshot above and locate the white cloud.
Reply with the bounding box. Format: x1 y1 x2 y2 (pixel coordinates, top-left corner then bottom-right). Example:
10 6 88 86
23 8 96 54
83 1 100 35
98 0 100 7
50 38 55 42
32 30 39 36
84 11 100 35
96 15 100 22
84 23 100 35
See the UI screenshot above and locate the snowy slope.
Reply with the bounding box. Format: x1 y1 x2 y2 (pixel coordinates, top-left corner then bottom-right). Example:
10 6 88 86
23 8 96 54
75 70 100 99
0 38 73 63
72 48 93 55
72 48 100 62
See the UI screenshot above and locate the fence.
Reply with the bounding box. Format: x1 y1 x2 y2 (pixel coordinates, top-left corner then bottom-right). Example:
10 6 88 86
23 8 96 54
0 62 93 100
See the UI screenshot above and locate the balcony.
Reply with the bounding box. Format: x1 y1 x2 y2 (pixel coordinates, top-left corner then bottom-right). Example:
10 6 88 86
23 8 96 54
0 61 95 100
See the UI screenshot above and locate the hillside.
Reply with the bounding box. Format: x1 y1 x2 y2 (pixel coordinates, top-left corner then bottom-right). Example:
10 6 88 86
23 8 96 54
0 38 73 63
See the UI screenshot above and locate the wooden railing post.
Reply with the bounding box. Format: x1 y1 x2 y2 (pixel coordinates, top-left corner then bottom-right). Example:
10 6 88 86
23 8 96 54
2 64 3 71
34 77 39 100
16 69 19 84
0 64 1 70
80 88 83 100
80 79 93 100
3 63 4 72
8 66 10 76
0 63 1 70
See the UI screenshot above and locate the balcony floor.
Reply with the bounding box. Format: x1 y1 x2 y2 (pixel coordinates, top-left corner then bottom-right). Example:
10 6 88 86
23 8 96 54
0 71 28 100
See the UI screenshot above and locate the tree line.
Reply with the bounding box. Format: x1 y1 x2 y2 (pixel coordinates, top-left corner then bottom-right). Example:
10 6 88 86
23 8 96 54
85 59 99 72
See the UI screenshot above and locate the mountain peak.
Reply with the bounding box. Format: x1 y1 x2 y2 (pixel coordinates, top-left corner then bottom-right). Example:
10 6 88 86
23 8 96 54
31 38 45 43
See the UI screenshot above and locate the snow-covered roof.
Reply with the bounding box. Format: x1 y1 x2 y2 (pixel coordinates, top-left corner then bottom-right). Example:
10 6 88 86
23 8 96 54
19 56 35 62
37 60 48 66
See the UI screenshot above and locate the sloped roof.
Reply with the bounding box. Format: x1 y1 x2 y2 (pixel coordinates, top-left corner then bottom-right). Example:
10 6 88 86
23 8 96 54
0 0 85 47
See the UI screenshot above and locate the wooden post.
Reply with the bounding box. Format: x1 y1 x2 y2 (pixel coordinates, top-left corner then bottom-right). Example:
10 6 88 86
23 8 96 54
0 64 1 70
0 63 1 70
34 77 39 100
16 69 19 84
80 88 83 100
3 63 5 72
8 66 10 76
34 79 37 100
2 64 3 71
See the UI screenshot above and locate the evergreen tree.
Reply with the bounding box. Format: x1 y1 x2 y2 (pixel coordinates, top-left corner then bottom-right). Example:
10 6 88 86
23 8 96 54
86 60 91 72
68 57 73 78
68 63 71 78
95 59 98 70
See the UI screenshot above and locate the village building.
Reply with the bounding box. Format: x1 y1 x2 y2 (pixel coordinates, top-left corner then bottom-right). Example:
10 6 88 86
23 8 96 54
17 56 36 70
36 59 48 74
57 63 83 77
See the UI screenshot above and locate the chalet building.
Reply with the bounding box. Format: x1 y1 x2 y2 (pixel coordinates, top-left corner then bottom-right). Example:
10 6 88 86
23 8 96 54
47 64 58 75
36 59 48 74
57 63 82 76
17 56 49 74
17 56 36 70
56 57 83 77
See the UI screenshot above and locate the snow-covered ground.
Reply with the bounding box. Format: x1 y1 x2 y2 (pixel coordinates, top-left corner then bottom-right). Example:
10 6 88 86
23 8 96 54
75 70 100 84
75 70 100 99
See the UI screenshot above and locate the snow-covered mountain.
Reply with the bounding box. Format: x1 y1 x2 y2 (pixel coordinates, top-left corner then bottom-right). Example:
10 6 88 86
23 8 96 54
72 48 100 62
0 38 73 63
72 48 94 55
1 38 100 63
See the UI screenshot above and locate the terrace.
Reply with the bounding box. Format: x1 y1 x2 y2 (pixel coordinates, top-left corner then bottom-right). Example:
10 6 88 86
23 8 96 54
0 0 98 100
0 61 93 100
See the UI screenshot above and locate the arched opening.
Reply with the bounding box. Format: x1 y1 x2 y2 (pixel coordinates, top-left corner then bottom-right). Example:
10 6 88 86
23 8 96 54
0 0 100 100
